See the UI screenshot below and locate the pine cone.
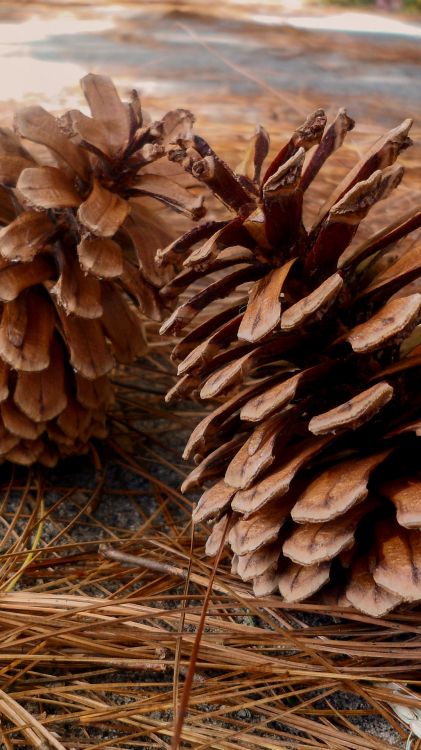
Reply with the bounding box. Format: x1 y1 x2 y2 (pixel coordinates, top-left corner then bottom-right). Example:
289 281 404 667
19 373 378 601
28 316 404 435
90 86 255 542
0 74 201 466
160 110 421 616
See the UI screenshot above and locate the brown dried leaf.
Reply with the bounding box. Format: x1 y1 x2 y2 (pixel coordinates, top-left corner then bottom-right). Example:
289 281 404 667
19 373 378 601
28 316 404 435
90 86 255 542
309 382 394 435
78 179 129 237
17 166 81 209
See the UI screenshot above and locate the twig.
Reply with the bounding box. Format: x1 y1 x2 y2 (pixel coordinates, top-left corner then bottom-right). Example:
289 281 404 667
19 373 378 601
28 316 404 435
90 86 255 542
101 546 188 580
171 514 231 750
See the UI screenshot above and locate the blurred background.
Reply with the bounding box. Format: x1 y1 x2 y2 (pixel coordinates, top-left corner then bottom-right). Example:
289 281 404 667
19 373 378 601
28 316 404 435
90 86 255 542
0 1 420 128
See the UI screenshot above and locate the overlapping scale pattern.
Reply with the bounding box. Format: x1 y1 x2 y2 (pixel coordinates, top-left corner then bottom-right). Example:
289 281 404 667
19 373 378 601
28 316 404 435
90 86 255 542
0 74 199 465
160 109 421 616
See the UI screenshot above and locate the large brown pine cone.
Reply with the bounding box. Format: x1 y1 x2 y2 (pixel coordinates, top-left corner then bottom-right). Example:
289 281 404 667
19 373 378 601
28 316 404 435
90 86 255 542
0 74 201 466
160 110 421 616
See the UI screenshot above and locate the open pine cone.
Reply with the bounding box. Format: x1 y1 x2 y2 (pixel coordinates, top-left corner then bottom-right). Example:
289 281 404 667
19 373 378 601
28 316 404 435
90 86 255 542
160 110 421 616
0 74 201 466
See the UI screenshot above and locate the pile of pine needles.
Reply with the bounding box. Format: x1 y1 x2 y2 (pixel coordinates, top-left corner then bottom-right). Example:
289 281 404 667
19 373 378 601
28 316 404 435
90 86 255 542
0 336 420 749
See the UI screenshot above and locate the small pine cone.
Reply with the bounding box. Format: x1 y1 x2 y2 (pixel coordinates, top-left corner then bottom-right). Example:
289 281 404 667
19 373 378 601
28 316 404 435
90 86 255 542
0 74 202 466
160 110 421 616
